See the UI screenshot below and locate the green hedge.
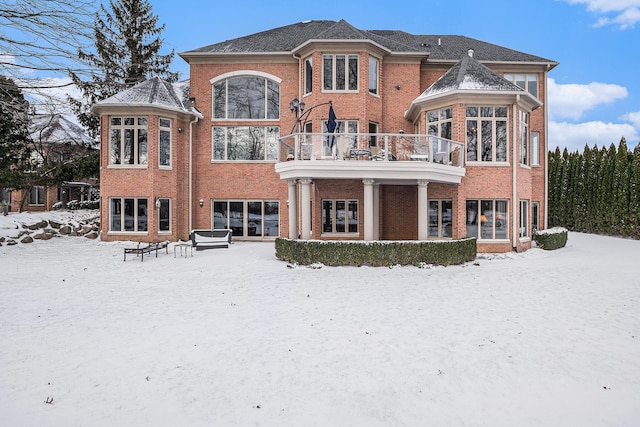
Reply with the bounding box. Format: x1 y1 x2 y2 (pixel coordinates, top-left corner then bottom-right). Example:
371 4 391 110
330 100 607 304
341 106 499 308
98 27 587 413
51 199 100 210
275 238 477 267
533 227 568 250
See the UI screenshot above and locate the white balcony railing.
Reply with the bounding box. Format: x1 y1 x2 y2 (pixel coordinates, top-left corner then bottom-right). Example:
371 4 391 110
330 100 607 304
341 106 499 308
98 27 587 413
279 133 464 167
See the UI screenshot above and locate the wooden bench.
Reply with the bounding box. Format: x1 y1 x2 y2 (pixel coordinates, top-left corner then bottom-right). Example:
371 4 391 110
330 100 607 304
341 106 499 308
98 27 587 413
191 229 232 250
123 241 169 261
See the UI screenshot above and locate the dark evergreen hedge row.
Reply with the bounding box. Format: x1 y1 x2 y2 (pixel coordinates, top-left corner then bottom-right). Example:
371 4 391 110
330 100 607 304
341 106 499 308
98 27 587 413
275 238 477 267
548 138 640 239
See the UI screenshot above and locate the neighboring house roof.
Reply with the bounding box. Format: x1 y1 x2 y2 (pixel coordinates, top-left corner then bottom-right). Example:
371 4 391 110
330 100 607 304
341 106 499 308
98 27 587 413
405 53 542 120
181 19 557 66
29 114 96 147
92 77 202 118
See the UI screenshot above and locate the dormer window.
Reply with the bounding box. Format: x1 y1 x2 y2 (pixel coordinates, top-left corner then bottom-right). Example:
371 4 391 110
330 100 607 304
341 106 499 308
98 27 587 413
323 54 358 92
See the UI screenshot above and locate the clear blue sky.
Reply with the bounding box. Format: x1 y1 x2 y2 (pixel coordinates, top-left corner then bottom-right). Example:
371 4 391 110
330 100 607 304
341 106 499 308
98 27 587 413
146 0 640 152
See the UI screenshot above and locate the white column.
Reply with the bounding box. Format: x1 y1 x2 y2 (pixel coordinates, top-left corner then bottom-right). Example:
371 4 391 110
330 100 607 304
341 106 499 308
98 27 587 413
299 178 313 240
287 179 297 239
363 179 375 241
417 179 429 240
373 182 380 240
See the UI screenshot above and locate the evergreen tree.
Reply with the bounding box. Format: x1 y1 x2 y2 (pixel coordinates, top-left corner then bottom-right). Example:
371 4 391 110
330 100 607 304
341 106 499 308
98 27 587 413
629 144 640 238
613 138 631 235
0 76 32 190
69 0 178 137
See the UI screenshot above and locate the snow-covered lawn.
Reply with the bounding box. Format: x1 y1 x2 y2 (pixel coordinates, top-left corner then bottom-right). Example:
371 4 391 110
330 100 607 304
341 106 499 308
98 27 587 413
1 211 639 426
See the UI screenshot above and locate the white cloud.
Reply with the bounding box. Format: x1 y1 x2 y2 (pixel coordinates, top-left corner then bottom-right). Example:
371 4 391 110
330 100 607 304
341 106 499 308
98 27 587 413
621 111 640 127
18 76 81 115
563 0 640 29
549 120 638 152
547 78 628 120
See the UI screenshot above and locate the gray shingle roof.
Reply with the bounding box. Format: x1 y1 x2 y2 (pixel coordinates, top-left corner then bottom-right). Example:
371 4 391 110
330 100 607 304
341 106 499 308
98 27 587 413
182 19 556 64
420 54 524 97
94 77 197 114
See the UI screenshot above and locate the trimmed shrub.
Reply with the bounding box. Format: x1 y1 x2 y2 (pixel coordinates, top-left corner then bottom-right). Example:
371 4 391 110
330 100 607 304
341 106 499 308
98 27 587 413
275 238 477 267
533 227 568 250
52 199 100 210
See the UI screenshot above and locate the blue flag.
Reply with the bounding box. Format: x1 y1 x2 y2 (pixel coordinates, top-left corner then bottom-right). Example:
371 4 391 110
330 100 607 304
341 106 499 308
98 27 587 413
327 105 337 133
327 105 337 149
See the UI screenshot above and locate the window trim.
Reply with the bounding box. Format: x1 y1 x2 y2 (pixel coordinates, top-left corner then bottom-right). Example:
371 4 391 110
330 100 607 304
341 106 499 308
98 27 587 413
159 117 172 169
108 116 149 167
465 106 509 164
322 53 359 92
322 199 359 235
212 126 280 162
158 198 171 234
210 71 282 121
108 197 149 234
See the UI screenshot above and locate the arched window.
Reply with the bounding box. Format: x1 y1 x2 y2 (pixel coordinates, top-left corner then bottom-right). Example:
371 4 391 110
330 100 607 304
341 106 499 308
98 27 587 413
212 73 280 120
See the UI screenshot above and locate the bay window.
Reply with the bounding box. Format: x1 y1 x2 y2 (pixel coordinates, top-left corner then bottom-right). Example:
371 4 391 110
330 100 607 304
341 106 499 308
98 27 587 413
109 117 148 165
466 106 508 163
323 54 358 91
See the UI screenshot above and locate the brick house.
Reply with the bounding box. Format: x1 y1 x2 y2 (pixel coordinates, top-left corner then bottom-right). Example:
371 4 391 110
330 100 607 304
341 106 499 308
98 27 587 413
3 114 98 213
92 20 558 252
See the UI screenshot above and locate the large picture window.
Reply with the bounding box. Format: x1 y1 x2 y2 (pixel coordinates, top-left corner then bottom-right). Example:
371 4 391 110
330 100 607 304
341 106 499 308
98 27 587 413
323 54 358 91
109 117 148 165
110 197 148 232
466 199 508 240
213 200 279 238
466 106 508 163
213 126 279 161
213 75 280 120
429 200 453 238
322 199 358 233
159 118 171 167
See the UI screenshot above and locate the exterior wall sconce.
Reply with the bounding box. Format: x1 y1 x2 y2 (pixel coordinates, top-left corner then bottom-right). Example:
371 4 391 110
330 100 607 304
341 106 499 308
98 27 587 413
155 198 161 209
178 127 183 133
199 198 204 208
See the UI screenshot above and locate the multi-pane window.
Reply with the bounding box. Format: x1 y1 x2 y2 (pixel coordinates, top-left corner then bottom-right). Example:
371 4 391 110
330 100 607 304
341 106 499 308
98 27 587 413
519 111 529 165
531 201 540 233
504 73 538 98
369 122 378 147
531 132 540 166
322 199 358 233
466 106 508 162
213 200 279 238
323 54 358 91
304 57 313 95
213 76 280 119
322 119 358 157
429 200 453 238
110 197 148 232
213 126 279 161
158 198 170 232
519 200 529 238
466 199 509 240
369 56 379 95
159 118 171 167
29 186 45 205
109 117 148 165
427 107 452 140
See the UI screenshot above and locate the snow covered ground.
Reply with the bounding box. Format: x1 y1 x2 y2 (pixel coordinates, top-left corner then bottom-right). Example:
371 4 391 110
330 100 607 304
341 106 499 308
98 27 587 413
1 211 639 426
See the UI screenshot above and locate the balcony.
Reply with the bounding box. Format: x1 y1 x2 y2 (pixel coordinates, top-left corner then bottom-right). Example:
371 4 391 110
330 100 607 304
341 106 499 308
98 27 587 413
275 133 466 184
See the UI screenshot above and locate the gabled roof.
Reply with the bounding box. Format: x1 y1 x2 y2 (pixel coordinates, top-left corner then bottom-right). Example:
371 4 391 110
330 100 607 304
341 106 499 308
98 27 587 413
92 77 202 118
181 19 557 66
406 54 542 120
29 114 95 147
